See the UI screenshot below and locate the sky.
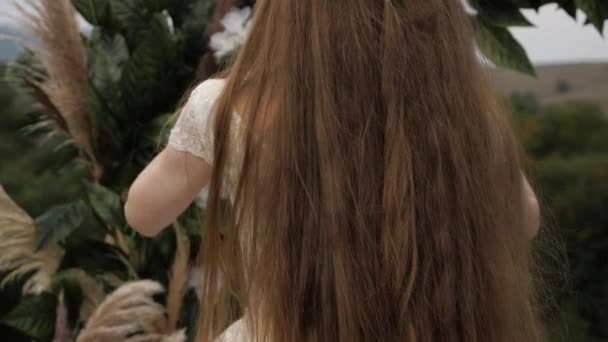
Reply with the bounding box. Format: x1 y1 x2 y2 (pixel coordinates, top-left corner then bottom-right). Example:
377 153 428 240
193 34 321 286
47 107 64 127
512 4 608 64
0 2 607 65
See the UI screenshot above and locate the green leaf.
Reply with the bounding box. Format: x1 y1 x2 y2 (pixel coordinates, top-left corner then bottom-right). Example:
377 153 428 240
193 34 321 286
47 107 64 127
59 240 132 281
84 181 125 228
86 80 124 152
72 0 113 26
119 13 178 116
88 31 129 94
0 292 57 341
575 0 608 33
474 17 536 76
34 200 89 251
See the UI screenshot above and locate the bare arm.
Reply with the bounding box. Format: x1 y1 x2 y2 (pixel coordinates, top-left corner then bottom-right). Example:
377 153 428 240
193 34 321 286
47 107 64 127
124 147 212 237
522 175 540 239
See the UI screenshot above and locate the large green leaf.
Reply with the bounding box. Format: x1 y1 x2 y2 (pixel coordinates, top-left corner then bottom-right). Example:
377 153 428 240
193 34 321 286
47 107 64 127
72 0 114 26
474 17 536 76
59 240 134 281
86 80 124 153
4 50 47 92
34 200 90 251
88 31 129 94
119 13 178 116
84 31 129 154
73 0 159 44
175 0 215 69
575 0 608 33
0 292 57 341
84 181 125 229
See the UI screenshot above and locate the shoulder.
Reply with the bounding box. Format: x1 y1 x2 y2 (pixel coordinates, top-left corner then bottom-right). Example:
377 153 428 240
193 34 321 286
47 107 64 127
167 79 227 162
189 78 226 104
178 78 226 126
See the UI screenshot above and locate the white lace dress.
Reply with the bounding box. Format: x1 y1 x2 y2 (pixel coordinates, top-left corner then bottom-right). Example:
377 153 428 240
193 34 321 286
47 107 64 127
168 79 248 341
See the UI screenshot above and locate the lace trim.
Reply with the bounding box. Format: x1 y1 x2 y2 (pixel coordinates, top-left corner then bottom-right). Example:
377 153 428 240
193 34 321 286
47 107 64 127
167 79 244 199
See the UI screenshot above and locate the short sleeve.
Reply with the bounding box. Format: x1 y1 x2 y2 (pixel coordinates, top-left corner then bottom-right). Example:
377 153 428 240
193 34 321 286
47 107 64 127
168 79 226 164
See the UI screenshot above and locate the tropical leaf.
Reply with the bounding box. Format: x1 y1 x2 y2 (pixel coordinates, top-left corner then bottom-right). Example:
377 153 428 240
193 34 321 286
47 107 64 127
177 0 215 57
0 292 58 341
34 200 90 251
575 0 608 33
85 80 124 153
108 0 154 44
138 112 173 151
4 49 48 95
59 240 134 281
474 17 536 76
119 13 178 117
87 31 129 97
0 187 64 294
84 181 125 229
71 0 114 26
84 31 128 144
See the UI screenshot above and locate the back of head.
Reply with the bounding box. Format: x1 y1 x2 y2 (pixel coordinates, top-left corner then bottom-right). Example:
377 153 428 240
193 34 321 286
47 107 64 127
197 0 544 341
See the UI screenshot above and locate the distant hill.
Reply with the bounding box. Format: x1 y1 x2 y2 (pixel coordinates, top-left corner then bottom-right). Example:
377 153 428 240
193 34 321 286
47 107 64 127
0 25 23 61
490 63 608 114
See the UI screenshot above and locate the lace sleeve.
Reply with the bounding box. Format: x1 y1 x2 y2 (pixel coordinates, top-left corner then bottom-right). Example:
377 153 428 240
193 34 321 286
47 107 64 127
168 79 226 164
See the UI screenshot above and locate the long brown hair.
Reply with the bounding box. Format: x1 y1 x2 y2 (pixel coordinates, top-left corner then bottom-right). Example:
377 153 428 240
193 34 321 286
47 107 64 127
196 0 544 341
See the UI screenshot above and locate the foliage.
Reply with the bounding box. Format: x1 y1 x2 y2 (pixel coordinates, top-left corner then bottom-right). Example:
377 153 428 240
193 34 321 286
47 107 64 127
470 0 608 75
1 0 214 340
513 101 608 342
0 187 64 294
1 292 58 341
0 63 83 218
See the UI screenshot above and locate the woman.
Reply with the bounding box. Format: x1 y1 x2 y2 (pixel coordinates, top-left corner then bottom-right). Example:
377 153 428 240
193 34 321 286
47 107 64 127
125 0 543 341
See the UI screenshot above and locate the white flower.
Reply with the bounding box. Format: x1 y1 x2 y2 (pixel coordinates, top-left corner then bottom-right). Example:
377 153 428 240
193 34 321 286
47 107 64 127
210 6 253 62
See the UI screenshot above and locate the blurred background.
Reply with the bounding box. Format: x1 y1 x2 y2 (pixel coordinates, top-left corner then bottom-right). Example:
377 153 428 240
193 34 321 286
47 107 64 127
0 1 607 341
